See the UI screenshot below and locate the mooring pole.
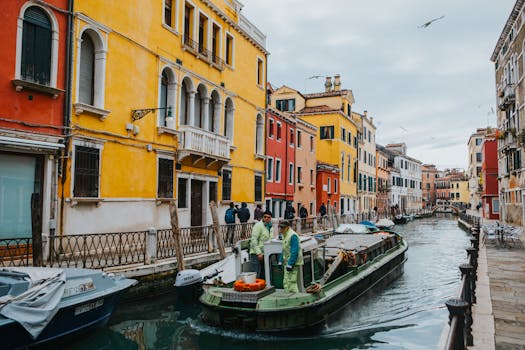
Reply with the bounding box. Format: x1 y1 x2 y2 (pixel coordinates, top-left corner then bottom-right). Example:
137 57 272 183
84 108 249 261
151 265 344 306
210 201 226 259
169 201 185 271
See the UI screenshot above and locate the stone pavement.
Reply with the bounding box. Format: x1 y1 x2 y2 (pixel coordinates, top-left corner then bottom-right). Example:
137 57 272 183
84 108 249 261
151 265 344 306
470 225 525 350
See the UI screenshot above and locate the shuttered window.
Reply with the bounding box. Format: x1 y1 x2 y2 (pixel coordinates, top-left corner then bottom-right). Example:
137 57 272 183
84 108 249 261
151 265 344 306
79 33 95 105
158 158 174 198
160 70 169 126
21 7 52 85
254 175 262 202
73 146 100 197
222 169 232 201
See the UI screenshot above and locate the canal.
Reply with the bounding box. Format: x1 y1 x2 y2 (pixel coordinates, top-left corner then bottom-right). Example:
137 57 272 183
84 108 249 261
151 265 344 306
60 216 471 350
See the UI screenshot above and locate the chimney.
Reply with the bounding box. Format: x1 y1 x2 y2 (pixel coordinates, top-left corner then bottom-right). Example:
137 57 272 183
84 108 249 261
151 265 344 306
333 74 341 91
324 76 332 92
363 110 368 118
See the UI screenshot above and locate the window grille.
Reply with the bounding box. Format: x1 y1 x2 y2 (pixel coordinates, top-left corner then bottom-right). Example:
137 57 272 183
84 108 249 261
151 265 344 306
74 146 99 197
158 158 173 198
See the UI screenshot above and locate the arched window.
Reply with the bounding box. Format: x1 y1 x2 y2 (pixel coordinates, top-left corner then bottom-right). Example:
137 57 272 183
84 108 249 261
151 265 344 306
180 79 190 125
79 32 95 104
209 90 220 132
21 6 52 85
224 98 234 140
194 84 207 129
160 70 169 125
76 28 107 113
255 114 264 155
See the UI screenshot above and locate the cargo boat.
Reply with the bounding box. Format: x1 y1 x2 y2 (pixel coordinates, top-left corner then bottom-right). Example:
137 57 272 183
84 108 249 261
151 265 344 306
199 231 408 332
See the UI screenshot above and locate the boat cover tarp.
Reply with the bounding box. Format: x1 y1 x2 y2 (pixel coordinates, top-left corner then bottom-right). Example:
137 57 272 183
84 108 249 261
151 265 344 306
335 224 370 234
0 267 66 339
376 218 395 228
359 221 377 229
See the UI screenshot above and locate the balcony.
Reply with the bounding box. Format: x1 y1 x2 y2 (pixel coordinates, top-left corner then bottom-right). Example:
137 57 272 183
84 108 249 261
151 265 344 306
182 36 225 71
177 125 230 165
498 83 516 110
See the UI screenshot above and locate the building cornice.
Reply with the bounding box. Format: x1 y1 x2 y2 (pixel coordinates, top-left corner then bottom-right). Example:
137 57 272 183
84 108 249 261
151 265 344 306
491 0 525 62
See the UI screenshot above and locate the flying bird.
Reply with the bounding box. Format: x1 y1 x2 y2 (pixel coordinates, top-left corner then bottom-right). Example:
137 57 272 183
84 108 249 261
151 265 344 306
306 75 323 80
418 15 445 28
400 126 408 132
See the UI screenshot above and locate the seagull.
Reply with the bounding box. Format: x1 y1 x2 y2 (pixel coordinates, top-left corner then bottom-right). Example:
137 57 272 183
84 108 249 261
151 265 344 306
306 75 323 80
418 15 445 28
400 126 408 132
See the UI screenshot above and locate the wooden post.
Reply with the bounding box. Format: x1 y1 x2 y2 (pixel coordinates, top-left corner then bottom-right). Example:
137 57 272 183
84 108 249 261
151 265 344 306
210 201 226 259
169 201 185 270
31 193 43 266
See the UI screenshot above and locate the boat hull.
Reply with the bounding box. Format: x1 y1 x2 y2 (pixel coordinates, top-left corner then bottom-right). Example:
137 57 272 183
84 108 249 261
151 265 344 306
201 242 407 333
1 282 133 349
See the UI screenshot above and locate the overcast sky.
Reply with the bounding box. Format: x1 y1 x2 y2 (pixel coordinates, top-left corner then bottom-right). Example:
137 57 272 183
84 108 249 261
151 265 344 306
241 0 515 170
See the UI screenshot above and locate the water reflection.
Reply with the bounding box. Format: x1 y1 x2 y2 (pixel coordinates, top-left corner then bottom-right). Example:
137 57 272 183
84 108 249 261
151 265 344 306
63 216 469 350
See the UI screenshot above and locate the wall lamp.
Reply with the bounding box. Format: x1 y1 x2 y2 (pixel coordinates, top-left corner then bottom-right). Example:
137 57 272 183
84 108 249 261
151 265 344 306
131 106 172 122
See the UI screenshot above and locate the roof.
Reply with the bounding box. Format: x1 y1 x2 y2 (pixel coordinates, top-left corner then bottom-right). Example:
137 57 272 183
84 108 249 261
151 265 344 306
303 89 352 99
298 105 337 114
491 0 525 61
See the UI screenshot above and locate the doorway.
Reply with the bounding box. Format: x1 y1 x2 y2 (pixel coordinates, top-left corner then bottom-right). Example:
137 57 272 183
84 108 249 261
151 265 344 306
191 180 203 227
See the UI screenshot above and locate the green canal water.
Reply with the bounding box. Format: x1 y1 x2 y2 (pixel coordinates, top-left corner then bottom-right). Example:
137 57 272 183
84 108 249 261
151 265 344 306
61 216 471 350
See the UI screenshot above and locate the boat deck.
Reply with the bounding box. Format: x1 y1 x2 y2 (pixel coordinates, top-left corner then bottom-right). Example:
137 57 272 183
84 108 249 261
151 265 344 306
325 233 392 252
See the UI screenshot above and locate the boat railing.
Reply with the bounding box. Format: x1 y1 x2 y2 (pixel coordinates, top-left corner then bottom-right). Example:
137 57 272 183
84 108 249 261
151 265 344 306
444 222 480 350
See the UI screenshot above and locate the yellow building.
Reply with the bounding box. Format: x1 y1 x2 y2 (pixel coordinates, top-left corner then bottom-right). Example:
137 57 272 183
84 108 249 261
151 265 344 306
269 75 359 214
450 178 469 208
61 0 267 233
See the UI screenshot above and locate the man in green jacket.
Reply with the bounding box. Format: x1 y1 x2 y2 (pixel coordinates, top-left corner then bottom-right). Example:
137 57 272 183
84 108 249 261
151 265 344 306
249 210 273 279
279 220 303 293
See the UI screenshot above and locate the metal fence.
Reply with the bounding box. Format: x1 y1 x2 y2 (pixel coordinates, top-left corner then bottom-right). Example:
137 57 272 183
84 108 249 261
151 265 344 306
0 237 32 267
48 231 147 269
1 209 434 270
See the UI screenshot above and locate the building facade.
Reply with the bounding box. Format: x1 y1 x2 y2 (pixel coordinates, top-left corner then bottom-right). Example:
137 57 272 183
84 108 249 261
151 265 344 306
491 0 525 225
293 118 317 217
268 75 359 215
421 164 438 208
0 0 69 248
265 107 295 218
376 146 389 213
316 162 340 214
355 111 377 213
482 135 500 220
61 0 267 233
385 143 422 212
467 128 487 213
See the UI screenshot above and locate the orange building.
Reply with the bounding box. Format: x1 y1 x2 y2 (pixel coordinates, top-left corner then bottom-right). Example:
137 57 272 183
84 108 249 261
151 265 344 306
0 1 69 249
316 162 340 214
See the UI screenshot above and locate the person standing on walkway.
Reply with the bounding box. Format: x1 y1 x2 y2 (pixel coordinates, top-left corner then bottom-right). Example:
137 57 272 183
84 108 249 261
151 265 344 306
278 220 303 293
224 202 237 245
254 204 263 221
319 202 327 229
299 204 308 227
249 210 273 279
237 202 251 238
284 201 295 220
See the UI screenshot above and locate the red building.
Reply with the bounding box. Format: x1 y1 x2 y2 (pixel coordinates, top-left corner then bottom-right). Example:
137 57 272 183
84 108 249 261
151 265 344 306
316 162 340 214
0 1 69 249
481 136 499 220
265 107 295 218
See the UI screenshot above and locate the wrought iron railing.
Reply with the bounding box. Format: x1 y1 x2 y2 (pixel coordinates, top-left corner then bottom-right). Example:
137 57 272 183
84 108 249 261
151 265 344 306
183 35 224 70
0 237 32 267
48 231 147 269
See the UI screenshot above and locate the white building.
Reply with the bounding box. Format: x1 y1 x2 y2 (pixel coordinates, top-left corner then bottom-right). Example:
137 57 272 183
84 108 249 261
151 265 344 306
385 143 423 212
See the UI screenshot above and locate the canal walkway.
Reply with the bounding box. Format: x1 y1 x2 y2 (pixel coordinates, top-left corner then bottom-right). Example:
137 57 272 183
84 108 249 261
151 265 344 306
467 218 525 350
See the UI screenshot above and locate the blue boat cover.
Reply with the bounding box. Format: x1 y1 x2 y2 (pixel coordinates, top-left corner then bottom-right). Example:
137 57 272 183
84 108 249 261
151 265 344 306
359 221 377 229
0 267 65 339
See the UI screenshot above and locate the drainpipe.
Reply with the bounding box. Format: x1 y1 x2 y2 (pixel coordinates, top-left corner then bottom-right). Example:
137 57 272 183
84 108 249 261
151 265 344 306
59 0 74 239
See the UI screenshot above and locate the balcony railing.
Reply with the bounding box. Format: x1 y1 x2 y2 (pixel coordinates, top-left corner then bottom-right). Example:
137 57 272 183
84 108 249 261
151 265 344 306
178 125 230 161
499 83 516 110
183 35 225 70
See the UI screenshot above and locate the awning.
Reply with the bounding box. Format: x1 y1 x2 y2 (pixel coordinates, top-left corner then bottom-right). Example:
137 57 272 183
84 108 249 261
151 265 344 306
0 136 64 153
